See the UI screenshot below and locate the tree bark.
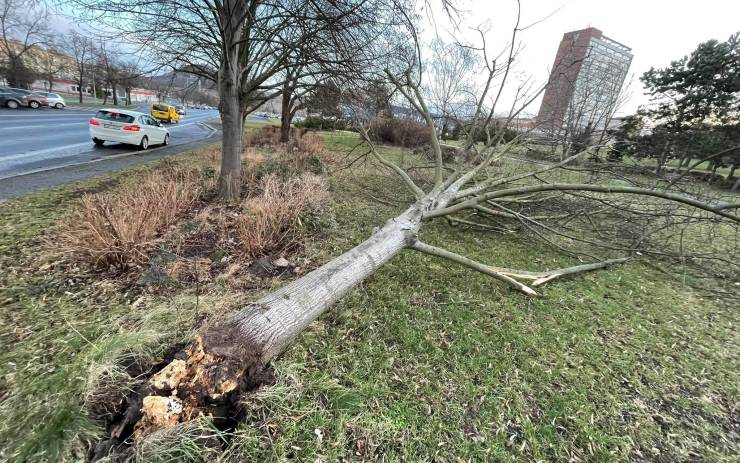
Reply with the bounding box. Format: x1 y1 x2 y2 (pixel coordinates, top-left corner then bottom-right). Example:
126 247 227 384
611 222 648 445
218 77 244 200
206 205 422 363
280 83 293 143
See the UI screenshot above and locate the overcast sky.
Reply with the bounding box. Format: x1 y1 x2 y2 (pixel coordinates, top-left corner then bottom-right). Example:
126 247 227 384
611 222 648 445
424 0 740 116
47 0 738 116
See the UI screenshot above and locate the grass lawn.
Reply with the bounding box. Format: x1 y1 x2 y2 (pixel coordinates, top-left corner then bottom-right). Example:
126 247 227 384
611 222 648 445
627 157 732 177
0 133 737 462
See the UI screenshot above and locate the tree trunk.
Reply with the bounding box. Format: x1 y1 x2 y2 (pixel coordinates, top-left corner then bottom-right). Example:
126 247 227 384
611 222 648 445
279 84 292 143
655 142 670 175
112 83 119 105
218 78 244 200
134 177 470 435
134 204 427 436
206 205 422 363
78 78 84 104
727 163 737 182
708 160 720 183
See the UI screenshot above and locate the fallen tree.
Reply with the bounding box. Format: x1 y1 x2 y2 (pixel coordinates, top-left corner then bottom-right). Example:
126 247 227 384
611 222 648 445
119 1 740 447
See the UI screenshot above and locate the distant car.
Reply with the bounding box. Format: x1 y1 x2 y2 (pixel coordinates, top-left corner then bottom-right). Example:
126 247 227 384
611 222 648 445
7 88 47 108
0 88 24 109
175 105 186 116
89 108 170 150
0 87 47 108
35 92 65 109
150 103 181 123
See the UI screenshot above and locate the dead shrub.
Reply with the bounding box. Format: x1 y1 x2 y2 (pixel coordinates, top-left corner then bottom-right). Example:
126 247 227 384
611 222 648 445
237 173 327 258
244 126 280 146
290 133 323 156
368 117 432 148
55 168 204 270
244 126 309 147
414 144 460 163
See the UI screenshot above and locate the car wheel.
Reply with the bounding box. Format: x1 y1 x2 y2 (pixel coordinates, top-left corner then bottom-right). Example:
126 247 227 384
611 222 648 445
6 100 19 109
55 103 64 109
93 138 104 146
139 136 149 150
163 134 170 146
29 101 40 109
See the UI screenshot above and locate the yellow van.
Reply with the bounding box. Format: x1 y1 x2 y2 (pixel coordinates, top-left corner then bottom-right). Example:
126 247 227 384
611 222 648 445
151 103 180 123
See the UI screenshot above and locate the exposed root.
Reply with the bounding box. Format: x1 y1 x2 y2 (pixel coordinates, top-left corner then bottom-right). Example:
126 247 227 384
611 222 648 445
90 331 274 462
133 336 249 439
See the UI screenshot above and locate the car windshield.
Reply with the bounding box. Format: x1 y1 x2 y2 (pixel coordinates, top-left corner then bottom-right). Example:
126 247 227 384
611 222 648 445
94 110 135 123
153 104 169 111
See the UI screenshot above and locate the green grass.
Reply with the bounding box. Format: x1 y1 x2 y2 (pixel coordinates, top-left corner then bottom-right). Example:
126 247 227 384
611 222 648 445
245 118 281 128
627 157 732 177
0 134 737 462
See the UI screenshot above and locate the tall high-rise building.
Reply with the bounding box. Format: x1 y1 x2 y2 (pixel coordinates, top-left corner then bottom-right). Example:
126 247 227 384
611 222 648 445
537 27 633 133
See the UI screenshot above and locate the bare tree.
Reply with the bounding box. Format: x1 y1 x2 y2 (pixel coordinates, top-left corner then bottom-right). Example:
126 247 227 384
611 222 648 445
37 39 67 92
118 2 739 443
66 31 94 103
425 38 477 139
71 0 408 200
96 39 123 105
0 0 48 87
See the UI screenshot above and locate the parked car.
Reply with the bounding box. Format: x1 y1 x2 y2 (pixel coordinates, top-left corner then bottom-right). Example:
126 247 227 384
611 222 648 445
34 92 66 109
0 87 48 108
0 88 24 109
89 108 170 150
150 103 181 123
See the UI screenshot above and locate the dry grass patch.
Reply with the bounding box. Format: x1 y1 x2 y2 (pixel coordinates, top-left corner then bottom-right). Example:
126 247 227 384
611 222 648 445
54 166 207 270
238 173 327 258
288 132 323 156
244 126 308 147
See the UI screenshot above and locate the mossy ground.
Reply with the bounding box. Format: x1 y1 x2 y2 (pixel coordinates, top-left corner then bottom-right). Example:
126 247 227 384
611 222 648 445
0 133 737 462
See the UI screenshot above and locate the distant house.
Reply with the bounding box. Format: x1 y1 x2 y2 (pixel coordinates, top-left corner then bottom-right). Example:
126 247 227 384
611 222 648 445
30 78 93 96
129 88 157 102
1 39 160 103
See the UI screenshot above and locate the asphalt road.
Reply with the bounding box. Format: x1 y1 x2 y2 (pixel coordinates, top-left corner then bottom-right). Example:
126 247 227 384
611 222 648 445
0 105 222 198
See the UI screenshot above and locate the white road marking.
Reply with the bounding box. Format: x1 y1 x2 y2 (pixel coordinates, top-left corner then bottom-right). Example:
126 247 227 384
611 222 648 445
0 142 92 162
0 136 213 181
0 112 94 118
0 122 84 131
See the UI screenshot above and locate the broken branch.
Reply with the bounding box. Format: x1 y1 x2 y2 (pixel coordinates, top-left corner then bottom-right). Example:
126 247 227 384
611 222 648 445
409 240 538 295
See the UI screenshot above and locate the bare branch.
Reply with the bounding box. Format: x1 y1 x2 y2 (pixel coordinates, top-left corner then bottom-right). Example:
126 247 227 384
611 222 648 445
409 240 538 295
